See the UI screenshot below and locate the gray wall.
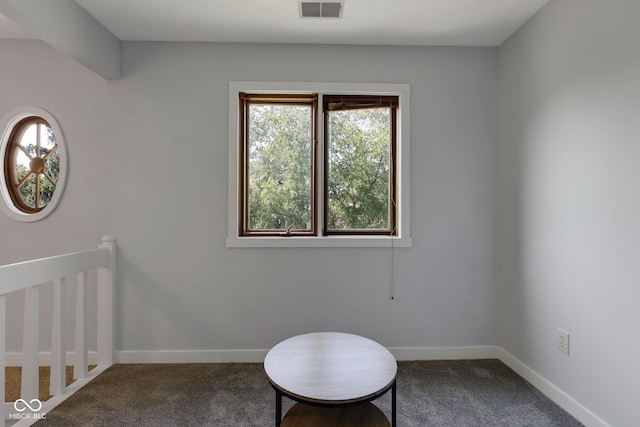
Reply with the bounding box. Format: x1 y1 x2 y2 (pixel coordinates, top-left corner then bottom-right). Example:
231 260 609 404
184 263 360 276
0 41 498 353
497 1 640 426
4 0 638 423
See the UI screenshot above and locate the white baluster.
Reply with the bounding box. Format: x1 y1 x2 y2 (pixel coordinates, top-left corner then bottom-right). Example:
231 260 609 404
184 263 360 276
21 285 39 402
74 272 88 380
50 277 66 395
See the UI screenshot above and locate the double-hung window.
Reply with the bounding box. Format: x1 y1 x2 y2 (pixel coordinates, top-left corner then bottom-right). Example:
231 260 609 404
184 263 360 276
228 82 411 248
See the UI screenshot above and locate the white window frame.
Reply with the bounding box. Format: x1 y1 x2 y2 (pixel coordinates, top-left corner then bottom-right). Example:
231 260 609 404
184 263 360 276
0 106 68 222
226 82 411 248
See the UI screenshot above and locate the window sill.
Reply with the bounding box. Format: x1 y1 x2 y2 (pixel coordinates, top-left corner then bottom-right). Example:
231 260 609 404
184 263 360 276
225 236 412 248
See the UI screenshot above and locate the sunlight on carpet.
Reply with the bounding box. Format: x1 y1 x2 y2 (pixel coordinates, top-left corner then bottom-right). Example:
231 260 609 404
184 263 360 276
5 365 97 403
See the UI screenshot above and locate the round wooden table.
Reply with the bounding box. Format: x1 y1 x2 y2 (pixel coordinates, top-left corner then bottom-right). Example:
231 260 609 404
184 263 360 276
264 332 397 427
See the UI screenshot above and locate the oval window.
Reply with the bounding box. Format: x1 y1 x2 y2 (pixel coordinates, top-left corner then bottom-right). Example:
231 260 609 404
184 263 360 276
0 107 68 222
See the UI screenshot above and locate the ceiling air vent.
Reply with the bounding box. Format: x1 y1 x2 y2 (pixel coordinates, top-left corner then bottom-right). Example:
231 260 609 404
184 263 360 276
300 1 344 18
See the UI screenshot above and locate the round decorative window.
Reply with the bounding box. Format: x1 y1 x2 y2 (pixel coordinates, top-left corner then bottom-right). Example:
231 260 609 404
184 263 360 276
0 107 68 222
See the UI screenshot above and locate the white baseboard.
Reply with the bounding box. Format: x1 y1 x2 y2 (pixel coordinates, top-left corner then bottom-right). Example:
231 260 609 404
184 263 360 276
114 346 498 364
498 348 611 427
5 351 97 366
116 349 269 364
390 345 499 361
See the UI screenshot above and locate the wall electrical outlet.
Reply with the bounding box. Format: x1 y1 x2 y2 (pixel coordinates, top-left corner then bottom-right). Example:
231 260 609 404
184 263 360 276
557 329 570 355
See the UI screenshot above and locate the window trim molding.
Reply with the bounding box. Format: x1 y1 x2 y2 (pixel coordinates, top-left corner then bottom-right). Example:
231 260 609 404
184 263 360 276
227 82 411 248
0 106 68 222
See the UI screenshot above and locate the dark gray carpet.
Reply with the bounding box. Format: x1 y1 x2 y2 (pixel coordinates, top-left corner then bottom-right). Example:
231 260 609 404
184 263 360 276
34 360 583 426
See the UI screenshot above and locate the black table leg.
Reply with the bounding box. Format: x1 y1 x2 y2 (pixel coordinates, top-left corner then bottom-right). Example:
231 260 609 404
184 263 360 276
275 388 282 427
392 379 397 427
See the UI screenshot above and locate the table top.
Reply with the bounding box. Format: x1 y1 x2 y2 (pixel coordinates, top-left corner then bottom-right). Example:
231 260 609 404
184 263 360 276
264 332 397 405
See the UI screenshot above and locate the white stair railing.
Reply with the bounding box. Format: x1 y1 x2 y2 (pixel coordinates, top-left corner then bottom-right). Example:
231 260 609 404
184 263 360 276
0 236 116 426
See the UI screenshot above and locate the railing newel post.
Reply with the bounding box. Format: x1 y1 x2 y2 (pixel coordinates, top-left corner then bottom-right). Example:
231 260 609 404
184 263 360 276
97 235 116 367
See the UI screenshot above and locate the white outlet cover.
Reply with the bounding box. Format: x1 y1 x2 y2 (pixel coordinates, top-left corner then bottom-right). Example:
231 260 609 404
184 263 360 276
557 329 570 355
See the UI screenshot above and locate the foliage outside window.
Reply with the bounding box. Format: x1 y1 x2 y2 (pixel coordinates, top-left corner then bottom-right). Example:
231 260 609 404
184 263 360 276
4 117 60 213
239 94 317 236
0 107 68 222
239 93 397 237
324 95 397 235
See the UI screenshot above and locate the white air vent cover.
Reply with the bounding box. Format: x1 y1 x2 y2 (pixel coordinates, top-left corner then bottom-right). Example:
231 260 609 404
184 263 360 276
300 1 344 18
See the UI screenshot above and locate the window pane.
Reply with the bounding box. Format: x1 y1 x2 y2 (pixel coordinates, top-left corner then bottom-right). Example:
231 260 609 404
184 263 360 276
326 107 392 231
7 119 59 211
246 103 313 232
18 174 37 208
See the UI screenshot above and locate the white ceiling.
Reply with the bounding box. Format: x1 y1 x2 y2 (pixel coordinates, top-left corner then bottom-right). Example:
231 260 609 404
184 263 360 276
1 0 549 46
